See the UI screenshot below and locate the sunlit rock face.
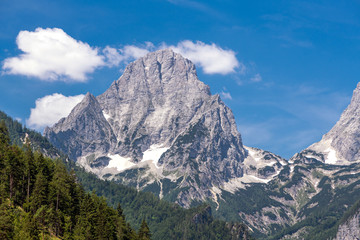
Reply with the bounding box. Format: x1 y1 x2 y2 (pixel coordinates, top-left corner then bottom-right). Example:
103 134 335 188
45 49 250 206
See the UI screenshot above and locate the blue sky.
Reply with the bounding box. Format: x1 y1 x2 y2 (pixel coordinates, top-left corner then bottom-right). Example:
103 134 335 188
1 0 360 158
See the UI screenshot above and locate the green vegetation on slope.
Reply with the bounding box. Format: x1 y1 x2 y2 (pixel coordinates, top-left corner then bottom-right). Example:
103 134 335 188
0 110 253 240
0 121 143 239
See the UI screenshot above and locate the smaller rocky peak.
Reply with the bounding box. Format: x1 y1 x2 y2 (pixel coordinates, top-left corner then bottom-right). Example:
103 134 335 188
211 94 221 103
68 92 101 117
83 92 97 103
46 92 104 135
301 82 360 164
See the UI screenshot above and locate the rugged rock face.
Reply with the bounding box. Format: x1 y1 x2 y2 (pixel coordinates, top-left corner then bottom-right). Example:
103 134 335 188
304 83 360 164
96 49 216 160
45 93 117 161
336 208 360 240
45 49 251 206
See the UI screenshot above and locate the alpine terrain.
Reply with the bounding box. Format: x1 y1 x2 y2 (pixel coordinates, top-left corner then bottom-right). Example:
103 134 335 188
44 49 285 208
45 49 360 239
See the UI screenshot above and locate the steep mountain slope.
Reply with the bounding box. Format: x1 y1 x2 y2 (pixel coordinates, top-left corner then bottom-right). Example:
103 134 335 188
45 49 284 208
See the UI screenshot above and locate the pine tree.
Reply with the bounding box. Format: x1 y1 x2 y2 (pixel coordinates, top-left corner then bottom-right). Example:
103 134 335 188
73 193 96 240
4 145 23 203
0 121 10 147
138 219 151 240
0 201 14 239
117 202 124 218
49 160 71 212
13 210 39 240
0 121 10 202
30 172 48 213
23 143 36 210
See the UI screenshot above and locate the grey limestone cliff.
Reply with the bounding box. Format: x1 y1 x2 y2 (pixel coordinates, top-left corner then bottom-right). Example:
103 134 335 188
45 49 249 206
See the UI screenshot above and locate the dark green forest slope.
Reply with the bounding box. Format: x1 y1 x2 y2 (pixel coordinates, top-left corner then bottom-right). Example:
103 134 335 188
0 111 253 240
0 121 144 239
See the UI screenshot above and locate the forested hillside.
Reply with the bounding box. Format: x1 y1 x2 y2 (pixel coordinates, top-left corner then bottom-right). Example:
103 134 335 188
0 111 253 240
0 121 145 239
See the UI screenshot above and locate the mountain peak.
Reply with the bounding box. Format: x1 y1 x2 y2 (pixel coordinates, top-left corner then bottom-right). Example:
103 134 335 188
45 49 250 207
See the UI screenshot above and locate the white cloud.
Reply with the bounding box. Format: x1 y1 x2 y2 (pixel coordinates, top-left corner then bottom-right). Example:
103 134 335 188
220 91 232 100
27 93 85 130
169 40 242 75
2 28 105 82
250 73 262 82
103 40 241 75
3 28 243 81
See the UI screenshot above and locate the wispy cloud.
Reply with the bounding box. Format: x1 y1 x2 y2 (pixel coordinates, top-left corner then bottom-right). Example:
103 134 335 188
220 91 232 100
167 0 225 20
278 85 351 128
27 93 85 130
276 35 313 48
103 43 154 67
250 73 262 82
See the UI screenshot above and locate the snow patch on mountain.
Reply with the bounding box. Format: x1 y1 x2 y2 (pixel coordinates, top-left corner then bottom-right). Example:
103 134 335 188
324 147 338 164
244 146 287 168
247 148 261 162
106 154 135 171
102 111 111 120
141 144 169 168
307 139 344 165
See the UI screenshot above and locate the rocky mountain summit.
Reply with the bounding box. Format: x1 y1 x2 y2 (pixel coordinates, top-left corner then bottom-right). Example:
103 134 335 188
45 49 282 207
